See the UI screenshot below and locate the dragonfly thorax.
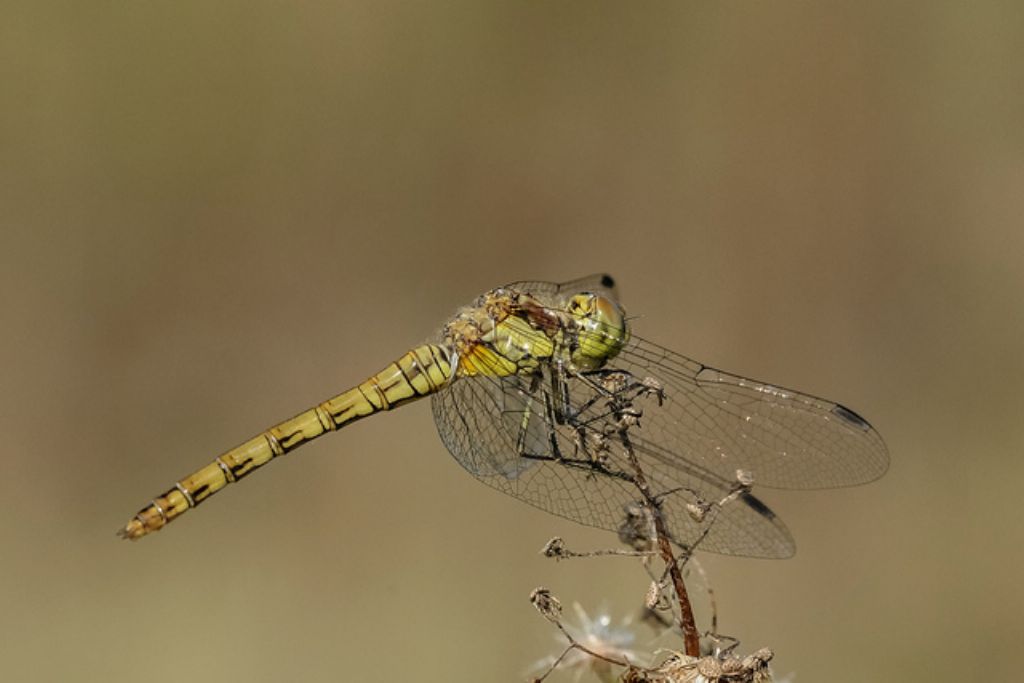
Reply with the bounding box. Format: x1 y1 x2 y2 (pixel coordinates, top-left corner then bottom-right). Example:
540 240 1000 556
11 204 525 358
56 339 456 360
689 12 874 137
444 288 628 378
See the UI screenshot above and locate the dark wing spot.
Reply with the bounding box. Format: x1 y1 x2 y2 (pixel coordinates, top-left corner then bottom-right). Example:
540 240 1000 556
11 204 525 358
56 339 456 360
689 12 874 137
739 492 777 520
833 403 871 431
600 274 615 288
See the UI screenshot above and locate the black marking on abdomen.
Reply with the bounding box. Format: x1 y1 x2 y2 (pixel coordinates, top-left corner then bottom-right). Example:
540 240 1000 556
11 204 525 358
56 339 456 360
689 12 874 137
278 427 305 454
407 350 436 393
392 361 423 397
429 345 451 368
190 484 209 502
231 457 254 478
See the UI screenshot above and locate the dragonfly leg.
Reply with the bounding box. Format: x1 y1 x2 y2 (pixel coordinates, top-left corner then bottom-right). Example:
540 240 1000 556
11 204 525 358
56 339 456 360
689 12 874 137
546 362 573 425
510 366 571 464
541 388 566 461
514 393 536 455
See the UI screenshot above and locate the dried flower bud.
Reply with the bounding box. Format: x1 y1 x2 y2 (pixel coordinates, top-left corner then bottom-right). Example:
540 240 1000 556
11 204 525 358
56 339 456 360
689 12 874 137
529 587 562 623
540 537 568 559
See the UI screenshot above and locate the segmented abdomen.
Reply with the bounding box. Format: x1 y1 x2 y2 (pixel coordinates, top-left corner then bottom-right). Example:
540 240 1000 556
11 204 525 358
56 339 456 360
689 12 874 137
119 344 453 540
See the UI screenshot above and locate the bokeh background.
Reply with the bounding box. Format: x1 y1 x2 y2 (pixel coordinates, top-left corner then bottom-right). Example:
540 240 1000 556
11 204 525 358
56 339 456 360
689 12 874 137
2 2 1021 681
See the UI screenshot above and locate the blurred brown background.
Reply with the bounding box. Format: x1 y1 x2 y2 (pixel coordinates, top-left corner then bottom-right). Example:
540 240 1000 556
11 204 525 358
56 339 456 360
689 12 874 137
2 2 1021 681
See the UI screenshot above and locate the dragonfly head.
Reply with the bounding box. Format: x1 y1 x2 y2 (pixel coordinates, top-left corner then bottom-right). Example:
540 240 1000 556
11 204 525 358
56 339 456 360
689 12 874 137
566 293 629 370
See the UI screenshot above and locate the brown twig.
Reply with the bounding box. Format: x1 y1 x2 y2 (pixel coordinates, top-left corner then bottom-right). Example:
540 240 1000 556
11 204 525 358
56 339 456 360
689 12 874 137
540 536 657 560
617 429 701 658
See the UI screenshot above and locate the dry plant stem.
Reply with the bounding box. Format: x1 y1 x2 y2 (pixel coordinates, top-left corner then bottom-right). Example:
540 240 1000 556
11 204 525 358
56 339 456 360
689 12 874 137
619 431 701 659
653 510 700 657
555 621 631 668
542 537 657 560
532 622 632 683
564 547 655 559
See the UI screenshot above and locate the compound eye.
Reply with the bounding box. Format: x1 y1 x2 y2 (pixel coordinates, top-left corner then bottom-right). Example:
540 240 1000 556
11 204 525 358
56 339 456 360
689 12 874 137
567 293 628 370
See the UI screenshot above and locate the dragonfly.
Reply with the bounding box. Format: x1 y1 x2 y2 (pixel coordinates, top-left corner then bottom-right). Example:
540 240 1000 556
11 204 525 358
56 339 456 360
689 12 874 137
120 275 888 558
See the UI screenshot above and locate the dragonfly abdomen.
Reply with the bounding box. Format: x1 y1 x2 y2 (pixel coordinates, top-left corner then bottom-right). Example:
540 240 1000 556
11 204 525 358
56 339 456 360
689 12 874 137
119 344 453 540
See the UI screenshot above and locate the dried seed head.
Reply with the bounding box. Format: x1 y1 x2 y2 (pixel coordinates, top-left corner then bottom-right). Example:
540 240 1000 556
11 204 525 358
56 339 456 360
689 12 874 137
529 587 563 623
540 537 568 559
686 502 709 522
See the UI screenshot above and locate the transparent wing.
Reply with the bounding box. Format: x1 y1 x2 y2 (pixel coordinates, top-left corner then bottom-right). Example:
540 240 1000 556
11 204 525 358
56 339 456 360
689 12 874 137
431 362 799 558
503 274 620 305
619 336 889 490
